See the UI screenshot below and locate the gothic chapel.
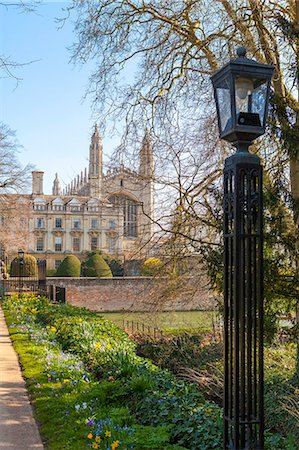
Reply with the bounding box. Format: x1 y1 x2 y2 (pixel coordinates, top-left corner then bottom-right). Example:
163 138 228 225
26 126 154 270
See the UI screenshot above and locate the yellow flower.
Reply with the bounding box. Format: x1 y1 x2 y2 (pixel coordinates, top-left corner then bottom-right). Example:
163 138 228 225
104 430 111 437
95 436 101 443
87 433 93 439
106 343 112 349
92 444 99 449
50 326 57 333
63 379 70 383
95 342 101 350
31 308 37 313
112 440 120 450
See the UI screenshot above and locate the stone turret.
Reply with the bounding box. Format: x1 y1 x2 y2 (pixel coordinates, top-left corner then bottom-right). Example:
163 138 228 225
32 171 44 195
89 124 103 198
139 128 154 178
52 173 61 196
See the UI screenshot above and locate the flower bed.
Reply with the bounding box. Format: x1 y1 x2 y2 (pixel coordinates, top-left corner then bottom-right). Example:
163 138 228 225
2 294 222 449
2 294 294 449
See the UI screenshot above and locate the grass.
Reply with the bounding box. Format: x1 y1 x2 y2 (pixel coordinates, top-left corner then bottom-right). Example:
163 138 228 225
101 310 216 333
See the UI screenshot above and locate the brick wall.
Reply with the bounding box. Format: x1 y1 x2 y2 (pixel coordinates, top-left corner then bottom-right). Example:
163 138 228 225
47 276 216 312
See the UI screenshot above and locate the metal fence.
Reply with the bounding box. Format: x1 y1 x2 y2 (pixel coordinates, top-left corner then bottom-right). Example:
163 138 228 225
0 278 47 297
121 320 163 338
0 278 66 304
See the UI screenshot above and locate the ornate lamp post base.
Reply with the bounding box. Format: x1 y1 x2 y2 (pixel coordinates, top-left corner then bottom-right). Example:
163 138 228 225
223 147 264 449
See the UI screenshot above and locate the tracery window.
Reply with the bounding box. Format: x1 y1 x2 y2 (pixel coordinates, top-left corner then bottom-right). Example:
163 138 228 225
109 195 138 237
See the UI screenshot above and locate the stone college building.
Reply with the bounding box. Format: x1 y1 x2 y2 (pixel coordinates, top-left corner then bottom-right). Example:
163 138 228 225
2 126 154 270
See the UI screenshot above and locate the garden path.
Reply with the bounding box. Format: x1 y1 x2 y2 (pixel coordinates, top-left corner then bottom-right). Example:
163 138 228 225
0 307 44 449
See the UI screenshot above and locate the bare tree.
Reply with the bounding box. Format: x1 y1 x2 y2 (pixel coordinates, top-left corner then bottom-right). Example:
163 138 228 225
65 1 299 320
0 123 33 258
65 0 298 199
0 1 40 83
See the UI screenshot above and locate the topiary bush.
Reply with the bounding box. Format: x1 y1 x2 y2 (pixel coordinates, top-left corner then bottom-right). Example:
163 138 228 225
141 257 163 276
82 252 113 277
103 255 124 276
46 269 57 277
10 254 37 277
56 255 81 277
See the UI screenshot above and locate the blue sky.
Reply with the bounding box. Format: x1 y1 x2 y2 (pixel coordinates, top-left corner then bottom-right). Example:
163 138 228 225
1 1 121 194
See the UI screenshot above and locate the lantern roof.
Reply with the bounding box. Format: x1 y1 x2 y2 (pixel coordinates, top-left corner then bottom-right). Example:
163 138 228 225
211 47 274 83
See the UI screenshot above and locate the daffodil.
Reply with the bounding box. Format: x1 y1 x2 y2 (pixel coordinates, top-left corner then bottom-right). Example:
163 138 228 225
95 436 101 443
87 433 93 439
92 444 99 449
112 440 120 449
104 430 111 437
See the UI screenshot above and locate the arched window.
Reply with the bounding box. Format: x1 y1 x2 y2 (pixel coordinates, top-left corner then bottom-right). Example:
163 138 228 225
109 195 138 237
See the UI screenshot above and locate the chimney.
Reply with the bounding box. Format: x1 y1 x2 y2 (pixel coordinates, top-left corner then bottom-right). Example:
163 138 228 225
32 171 44 195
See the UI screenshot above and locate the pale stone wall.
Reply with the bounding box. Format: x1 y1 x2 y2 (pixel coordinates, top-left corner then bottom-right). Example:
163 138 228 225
47 277 216 312
29 195 123 269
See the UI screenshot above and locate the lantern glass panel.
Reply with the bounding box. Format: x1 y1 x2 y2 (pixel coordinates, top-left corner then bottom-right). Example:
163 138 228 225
215 77 232 134
251 80 267 126
235 76 267 128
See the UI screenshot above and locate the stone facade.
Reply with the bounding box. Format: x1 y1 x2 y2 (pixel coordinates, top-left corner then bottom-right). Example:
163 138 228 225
47 277 216 312
1 126 154 268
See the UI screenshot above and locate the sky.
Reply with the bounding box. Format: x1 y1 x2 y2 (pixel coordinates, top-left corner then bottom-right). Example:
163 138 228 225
0 1 122 194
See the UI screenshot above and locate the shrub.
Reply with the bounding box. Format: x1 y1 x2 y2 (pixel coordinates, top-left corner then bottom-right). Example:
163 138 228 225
82 252 112 277
1 260 9 279
104 255 124 276
141 257 163 276
56 255 81 277
46 269 56 277
10 254 37 277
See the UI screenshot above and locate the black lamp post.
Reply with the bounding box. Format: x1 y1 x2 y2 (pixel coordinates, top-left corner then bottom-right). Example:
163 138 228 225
211 47 274 450
18 249 25 297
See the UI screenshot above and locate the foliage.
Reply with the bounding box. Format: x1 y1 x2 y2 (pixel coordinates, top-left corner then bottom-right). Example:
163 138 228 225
10 254 37 277
82 251 113 277
56 255 81 277
2 294 225 450
141 258 163 276
2 294 185 449
86 418 134 449
46 269 56 277
136 333 222 375
200 180 299 342
0 260 9 279
3 294 296 449
103 254 124 277
135 330 299 446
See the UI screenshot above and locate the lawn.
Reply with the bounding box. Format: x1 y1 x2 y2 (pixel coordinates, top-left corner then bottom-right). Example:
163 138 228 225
101 310 216 333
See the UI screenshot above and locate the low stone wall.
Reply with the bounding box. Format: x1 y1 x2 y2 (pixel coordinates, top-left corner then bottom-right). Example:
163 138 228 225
47 276 216 312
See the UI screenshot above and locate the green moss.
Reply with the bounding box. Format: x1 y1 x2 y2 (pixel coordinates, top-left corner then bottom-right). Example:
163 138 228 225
56 255 81 277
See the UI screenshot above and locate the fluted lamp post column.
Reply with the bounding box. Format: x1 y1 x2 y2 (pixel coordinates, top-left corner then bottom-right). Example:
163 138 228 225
211 47 274 450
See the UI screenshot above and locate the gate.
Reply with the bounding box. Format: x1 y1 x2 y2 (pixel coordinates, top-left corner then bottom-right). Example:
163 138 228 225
0 258 48 297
